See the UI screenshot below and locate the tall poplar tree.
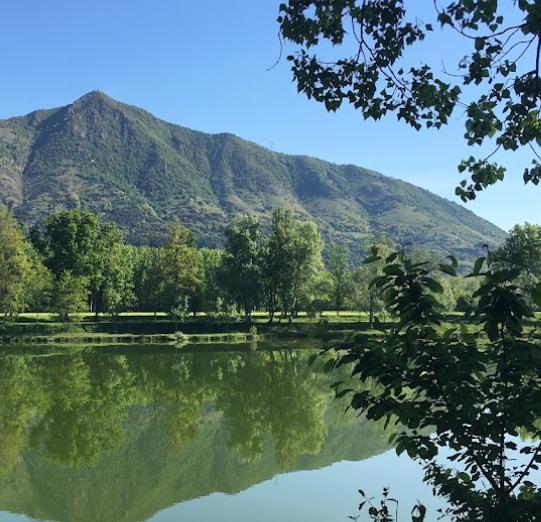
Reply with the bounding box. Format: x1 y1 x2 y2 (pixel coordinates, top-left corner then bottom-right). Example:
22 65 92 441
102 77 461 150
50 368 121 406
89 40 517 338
159 223 204 314
221 215 262 321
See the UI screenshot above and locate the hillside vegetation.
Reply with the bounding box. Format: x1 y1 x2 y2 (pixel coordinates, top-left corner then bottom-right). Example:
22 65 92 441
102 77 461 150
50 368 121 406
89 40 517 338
0 91 505 260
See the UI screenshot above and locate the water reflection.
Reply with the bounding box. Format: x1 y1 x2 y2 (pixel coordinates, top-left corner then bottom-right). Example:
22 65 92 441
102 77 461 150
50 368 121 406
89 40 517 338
0 345 391 522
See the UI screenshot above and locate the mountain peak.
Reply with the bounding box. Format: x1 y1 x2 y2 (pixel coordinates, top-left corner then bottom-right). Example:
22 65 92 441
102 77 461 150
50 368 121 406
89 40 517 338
75 90 113 103
69 91 118 113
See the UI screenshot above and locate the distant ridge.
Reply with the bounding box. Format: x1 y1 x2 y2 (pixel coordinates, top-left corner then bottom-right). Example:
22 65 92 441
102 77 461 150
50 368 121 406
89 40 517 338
0 91 505 260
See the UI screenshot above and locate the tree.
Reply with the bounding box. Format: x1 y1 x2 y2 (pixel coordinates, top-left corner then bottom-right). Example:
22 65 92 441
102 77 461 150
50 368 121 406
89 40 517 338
0 207 31 319
327 243 351 315
493 223 541 306
198 248 226 315
22 244 53 313
39 209 101 278
279 220 323 321
493 223 541 275
221 215 262 322
100 240 135 315
439 275 480 313
303 269 334 316
52 272 89 321
70 222 129 316
37 210 132 315
330 249 541 521
159 223 204 315
278 1 541 200
352 238 394 326
132 245 165 317
262 209 295 323
263 209 323 322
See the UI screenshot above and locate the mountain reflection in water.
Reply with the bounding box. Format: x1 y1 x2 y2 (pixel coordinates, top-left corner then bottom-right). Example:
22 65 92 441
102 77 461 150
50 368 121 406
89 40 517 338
0 344 392 522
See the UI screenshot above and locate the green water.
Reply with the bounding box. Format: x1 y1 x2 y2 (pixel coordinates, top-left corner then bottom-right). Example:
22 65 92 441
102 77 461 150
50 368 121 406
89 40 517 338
0 342 439 522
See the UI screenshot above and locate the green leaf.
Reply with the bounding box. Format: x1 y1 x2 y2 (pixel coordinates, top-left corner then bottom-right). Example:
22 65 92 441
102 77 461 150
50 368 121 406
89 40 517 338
425 278 444 294
439 264 457 276
473 256 485 275
363 255 380 265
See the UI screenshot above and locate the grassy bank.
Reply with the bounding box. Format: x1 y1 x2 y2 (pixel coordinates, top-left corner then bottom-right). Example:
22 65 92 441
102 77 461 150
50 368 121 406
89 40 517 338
0 310 497 348
1 311 385 335
0 311 382 347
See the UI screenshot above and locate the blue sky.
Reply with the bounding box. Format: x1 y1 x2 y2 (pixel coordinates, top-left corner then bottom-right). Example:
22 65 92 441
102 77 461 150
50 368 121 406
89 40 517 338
0 1 536 231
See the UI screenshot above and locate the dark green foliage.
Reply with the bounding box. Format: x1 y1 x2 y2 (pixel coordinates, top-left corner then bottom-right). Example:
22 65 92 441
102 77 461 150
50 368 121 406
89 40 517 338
327 243 351 315
220 215 263 320
279 1 541 200
34 209 134 315
262 209 323 322
131 245 164 316
278 219 323 320
493 223 541 275
38 209 102 277
22 244 53 313
0 92 504 262
455 295 475 315
262 209 294 322
11 207 330 318
159 223 204 314
331 249 541 520
352 237 394 325
493 223 541 306
52 272 89 322
198 248 225 314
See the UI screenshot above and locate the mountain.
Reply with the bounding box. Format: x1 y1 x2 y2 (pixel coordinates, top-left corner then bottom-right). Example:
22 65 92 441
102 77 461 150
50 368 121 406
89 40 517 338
0 91 505 260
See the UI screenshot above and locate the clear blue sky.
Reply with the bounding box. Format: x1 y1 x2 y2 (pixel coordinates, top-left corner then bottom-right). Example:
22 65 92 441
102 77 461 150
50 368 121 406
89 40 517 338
0 0 536 231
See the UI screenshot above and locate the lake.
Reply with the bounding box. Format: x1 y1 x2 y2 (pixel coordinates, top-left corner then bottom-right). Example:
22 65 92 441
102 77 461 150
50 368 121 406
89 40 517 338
0 342 442 522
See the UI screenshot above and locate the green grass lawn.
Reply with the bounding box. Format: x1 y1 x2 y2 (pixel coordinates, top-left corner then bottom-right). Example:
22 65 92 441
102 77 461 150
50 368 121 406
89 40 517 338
15 310 371 324
1 310 378 341
9 310 536 343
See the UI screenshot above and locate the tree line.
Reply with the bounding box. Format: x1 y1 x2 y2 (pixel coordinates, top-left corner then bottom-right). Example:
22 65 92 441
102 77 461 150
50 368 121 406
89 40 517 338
0 206 371 321
1 205 535 322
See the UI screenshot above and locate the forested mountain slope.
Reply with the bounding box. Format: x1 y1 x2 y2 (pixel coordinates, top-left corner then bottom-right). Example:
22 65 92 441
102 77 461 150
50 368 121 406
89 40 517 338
0 91 505 260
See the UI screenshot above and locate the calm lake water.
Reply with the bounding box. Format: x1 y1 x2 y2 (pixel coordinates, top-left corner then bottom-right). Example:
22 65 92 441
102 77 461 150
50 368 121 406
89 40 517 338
0 342 442 522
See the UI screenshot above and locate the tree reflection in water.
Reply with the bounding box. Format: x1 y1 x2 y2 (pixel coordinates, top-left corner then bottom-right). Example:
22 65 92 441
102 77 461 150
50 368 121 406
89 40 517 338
0 345 391 522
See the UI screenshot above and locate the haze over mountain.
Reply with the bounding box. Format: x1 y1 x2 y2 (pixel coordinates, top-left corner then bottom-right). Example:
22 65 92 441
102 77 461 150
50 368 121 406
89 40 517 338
0 91 505 259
